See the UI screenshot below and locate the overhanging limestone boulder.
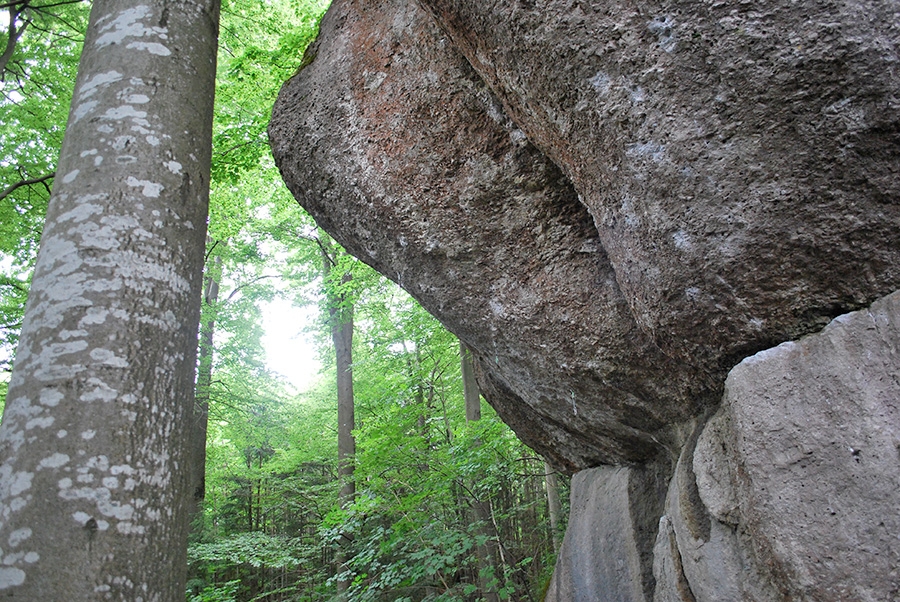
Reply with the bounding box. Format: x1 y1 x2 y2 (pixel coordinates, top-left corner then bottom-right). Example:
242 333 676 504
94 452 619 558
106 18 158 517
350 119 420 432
417 0 900 372
270 0 900 597
270 0 900 469
269 0 716 469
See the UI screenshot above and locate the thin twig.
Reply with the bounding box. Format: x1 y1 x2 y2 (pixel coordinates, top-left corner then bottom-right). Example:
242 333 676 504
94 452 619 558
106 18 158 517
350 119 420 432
225 274 279 302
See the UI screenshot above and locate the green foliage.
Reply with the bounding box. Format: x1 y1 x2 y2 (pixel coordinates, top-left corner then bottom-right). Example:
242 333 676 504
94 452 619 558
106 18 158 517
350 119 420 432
191 532 306 569
0 0 91 372
193 268 569 600
212 0 327 185
2 3 570 601
188 579 241 602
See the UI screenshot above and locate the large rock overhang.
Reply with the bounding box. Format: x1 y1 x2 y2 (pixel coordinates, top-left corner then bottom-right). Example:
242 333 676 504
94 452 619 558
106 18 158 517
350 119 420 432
269 0 900 472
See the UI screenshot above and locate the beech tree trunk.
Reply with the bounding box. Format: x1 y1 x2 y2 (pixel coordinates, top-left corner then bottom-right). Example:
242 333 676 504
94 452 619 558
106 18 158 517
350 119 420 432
0 0 218 598
189 257 220 526
544 461 563 554
321 240 355 599
334 289 355 599
460 341 480 422
461 342 501 602
334 288 355 503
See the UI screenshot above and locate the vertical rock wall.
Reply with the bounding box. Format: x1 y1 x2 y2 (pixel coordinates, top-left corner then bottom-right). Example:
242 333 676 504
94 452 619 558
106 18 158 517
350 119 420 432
550 291 900 601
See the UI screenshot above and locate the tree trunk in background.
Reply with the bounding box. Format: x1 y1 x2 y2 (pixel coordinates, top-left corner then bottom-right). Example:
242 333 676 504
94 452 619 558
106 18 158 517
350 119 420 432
334 288 355 576
189 257 220 527
0 0 219 598
461 341 501 602
461 341 480 421
322 240 356 599
544 462 563 554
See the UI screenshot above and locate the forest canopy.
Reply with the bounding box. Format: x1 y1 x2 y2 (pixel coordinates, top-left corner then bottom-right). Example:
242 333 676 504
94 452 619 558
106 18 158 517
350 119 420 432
0 1 567 600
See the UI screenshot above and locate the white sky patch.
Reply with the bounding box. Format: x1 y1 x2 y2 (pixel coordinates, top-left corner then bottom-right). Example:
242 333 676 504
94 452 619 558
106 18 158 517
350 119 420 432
260 298 320 391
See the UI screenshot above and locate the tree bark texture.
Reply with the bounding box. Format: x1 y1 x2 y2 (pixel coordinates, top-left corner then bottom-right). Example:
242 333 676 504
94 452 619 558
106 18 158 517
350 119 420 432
0 0 218 598
461 346 501 601
333 293 355 503
189 257 220 526
333 294 354 599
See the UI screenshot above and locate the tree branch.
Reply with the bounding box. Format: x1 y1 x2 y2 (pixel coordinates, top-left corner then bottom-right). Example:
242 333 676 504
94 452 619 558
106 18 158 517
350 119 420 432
0 1 25 12
0 171 55 202
225 274 279 301
0 278 29 293
311 235 336 268
25 0 86 11
204 239 220 263
0 3 30 78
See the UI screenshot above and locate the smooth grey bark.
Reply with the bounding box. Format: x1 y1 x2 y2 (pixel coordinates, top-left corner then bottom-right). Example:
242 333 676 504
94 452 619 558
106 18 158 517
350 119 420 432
333 286 355 503
333 289 355 599
0 0 219 598
544 461 562 554
461 346 501 602
189 256 220 526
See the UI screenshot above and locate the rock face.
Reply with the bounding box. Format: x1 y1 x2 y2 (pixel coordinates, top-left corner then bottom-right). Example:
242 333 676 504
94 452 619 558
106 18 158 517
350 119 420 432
693 290 900 601
269 0 719 469
269 0 900 598
545 293 900 601
545 465 669 602
417 0 900 372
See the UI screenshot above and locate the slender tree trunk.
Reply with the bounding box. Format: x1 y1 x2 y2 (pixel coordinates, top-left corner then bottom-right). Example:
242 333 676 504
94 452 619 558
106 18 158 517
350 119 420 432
461 342 501 602
189 257 220 527
461 341 480 421
321 240 355 599
0 0 219 598
544 461 563 554
334 290 355 597
0 2 29 78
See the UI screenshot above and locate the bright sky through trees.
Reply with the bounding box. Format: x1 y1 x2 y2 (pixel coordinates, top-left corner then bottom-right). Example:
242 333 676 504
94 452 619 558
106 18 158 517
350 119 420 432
260 298 321 390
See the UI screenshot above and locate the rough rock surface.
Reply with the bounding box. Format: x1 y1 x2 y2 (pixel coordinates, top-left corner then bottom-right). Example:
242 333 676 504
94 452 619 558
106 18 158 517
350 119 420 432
652 414 778 602
269 0 717 469
271 0 900 468
545 465 669 602
269 0 900 598
417 0 900 372
551 293 900 602
700 289 900 601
